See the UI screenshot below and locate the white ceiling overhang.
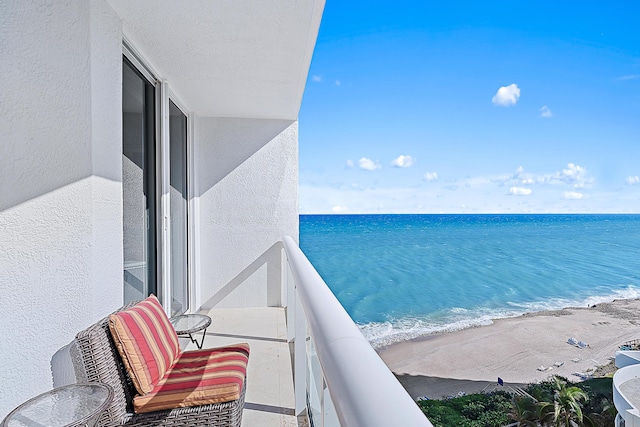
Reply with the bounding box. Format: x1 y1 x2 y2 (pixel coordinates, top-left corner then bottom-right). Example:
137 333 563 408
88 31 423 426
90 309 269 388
108 0 325 120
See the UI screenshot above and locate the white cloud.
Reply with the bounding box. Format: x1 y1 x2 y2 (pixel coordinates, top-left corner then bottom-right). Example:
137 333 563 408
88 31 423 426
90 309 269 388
509 186 532 196
391 155 415 168
358 157 381 171
335 80 341 86
492 83 521 107
617 75 640 81
346 160 354 168
540 105 553 118
561 163 585 179
563 191 584 200
312 75 323 82
626 176 640 185
492 166 531 185
424 172 438 182
528 163 591 188
492 164 592 190
559 163 589 187
299 176 640 214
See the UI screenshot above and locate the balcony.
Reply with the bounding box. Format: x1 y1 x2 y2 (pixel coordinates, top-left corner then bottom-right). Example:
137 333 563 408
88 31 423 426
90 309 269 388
614 348 640 427
614 364 640 427
196 307 296 426
194 237 431 427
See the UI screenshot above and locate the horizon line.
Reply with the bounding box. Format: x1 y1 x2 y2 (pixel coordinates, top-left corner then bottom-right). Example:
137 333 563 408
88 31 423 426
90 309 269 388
299 212 640 216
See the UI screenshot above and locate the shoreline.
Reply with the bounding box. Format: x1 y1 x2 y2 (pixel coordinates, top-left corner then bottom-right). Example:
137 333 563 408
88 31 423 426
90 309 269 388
364 287 640 350
394 374 529 400
378 298 640 389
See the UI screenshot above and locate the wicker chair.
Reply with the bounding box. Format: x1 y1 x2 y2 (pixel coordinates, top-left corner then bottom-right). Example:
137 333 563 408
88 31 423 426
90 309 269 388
73 302 246 427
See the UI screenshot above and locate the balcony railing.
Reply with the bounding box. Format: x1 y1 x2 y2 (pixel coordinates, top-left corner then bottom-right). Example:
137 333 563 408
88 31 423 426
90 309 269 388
282 236 432 427
613 363 640 427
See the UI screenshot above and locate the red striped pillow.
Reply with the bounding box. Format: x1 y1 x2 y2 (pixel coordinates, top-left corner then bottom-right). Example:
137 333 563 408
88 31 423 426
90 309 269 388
108 295 181 394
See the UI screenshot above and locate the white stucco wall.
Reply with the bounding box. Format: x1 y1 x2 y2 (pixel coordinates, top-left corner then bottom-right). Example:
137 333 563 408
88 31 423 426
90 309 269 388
194 118 299 310
1 0 314 419
108 0 325 120
0 0 123 418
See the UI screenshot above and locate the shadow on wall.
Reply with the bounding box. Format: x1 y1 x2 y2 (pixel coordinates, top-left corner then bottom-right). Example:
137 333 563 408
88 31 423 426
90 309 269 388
50 235 285 388
199 241 285 311
51 341 81 388
195 118 295 197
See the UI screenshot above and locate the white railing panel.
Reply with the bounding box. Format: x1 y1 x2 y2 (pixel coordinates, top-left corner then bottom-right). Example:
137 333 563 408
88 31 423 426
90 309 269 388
283 236 432 427
286 266 295 342
323 384 340 427
294 288 307 415
308 338 323 424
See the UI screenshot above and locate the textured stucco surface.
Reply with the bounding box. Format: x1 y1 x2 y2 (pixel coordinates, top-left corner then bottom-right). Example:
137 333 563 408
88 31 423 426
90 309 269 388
1 0 92 211
107 0 324 119
195 118 299 309
0 1 123 418
1 0 315 419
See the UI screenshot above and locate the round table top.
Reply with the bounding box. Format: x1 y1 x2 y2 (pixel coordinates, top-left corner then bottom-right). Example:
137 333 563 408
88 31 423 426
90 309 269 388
170 313 212 334
1 383 113 427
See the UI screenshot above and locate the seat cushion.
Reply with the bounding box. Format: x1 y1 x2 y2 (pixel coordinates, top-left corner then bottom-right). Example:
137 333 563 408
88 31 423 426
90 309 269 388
133 343 250 413
108 295 181 394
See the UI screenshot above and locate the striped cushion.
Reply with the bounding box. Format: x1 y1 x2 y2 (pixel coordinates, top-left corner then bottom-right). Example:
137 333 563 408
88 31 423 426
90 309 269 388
108 295 181 395
133 343 250 413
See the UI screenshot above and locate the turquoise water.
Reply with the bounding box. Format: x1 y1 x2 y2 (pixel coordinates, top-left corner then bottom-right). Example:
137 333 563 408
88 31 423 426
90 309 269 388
299 214 640 347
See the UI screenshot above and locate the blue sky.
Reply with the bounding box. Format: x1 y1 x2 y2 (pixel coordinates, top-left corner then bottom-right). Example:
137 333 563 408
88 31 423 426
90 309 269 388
298 1 640 214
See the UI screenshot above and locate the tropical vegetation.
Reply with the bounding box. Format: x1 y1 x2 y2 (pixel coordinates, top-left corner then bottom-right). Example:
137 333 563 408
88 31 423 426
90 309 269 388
418 390 512 426
417 376 616 427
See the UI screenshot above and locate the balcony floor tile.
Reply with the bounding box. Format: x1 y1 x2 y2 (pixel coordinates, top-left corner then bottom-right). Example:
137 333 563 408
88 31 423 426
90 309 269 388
182 307 297 427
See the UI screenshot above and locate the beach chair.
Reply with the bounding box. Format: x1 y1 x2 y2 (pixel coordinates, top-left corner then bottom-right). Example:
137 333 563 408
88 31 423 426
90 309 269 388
567 337 578 346
73 297 249 427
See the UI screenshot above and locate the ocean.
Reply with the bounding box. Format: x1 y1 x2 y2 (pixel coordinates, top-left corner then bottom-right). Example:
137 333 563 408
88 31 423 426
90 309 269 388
299 214 640 348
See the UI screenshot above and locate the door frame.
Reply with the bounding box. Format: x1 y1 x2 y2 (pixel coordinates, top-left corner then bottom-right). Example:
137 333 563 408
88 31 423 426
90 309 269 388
123 39 193 315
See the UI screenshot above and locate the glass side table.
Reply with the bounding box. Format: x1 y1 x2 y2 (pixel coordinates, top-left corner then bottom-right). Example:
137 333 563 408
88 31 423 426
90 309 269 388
170 313 212 349
1 383 113 427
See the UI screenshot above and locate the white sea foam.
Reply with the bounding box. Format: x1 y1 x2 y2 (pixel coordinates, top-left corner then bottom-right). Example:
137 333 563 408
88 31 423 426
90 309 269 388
360 315 498 348
360 285 640 349
506 285 640 312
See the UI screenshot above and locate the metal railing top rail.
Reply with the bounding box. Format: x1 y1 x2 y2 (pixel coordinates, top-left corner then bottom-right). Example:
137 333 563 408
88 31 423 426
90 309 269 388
283 236 432 427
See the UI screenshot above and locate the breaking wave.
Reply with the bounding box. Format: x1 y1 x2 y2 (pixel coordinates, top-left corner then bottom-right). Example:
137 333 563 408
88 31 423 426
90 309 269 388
360 285 640 349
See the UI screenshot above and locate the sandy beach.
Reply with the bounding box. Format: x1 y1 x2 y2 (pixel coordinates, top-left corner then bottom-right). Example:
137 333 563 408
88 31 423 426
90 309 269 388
379 299 640 398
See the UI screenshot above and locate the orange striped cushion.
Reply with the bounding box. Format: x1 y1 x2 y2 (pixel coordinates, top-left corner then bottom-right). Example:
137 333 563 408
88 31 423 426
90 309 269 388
108 295 181 395
133 343 250 413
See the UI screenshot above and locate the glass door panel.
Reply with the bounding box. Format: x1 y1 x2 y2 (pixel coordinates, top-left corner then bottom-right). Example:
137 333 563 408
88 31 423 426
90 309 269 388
169 100 188 315
122 57 157 304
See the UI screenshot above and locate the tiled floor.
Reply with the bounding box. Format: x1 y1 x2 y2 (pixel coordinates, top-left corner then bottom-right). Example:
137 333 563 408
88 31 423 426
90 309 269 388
181 307 299 427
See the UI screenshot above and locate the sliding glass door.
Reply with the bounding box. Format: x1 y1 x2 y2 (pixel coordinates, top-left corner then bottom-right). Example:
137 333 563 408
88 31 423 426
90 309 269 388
169 100 189 316
122 55 189 315
122 57 157 303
